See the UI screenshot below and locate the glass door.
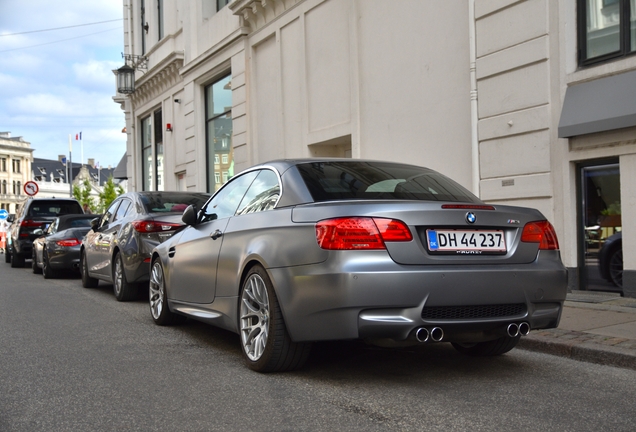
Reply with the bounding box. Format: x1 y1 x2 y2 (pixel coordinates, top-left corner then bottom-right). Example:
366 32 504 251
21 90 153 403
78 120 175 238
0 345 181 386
579 161 622 292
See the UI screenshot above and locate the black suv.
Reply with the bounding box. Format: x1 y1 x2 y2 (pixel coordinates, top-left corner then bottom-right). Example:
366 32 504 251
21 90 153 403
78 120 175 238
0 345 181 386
9 198 84 268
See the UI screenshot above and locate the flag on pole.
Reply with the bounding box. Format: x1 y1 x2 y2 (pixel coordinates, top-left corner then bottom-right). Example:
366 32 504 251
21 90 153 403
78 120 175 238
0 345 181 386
76 132 82 140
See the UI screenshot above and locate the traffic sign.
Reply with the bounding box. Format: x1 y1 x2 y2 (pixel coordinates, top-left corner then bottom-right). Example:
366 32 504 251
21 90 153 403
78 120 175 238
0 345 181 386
24 181 39 196
0 209 7 220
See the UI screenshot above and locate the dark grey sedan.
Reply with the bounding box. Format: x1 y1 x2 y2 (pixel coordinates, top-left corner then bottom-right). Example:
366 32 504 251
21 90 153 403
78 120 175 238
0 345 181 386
80 192 211 301
32 214 98 278
149 159 568 372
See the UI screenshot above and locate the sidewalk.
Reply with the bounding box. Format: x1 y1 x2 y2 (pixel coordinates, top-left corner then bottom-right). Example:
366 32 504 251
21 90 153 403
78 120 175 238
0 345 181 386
518 290 636 370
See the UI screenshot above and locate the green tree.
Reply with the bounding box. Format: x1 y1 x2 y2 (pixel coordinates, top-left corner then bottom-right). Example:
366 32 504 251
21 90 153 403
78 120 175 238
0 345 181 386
73 179 94 212
98 176 125 212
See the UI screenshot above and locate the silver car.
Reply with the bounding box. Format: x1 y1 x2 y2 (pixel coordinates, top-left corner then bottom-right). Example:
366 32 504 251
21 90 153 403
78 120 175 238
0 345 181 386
80 191 211 301
149 159 567 372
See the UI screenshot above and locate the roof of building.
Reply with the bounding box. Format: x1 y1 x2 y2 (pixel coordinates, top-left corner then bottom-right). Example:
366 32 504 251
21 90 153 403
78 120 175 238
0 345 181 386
32 157 116 186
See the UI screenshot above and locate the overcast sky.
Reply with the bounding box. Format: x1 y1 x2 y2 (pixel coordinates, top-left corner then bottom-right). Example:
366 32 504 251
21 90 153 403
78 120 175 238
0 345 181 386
0 0 125 169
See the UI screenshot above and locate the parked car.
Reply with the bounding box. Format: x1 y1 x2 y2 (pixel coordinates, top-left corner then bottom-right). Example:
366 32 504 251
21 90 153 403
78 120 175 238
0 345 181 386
9 198 84 268
148 159 568 372
32 214 99 278
599 231 623 289
80 191 211 301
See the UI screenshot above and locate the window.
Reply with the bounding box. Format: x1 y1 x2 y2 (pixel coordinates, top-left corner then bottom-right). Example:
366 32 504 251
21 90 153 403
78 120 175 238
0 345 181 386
141 109 164 191
205 74 233 193
1 158 6 172
236 170 280 215
222 154 228 164
157 0 164 40
579 0 636 65
141 2 147 54
115 199 132 220
1 180 6 194
99 200 121 229
200 171 258 222
217 0 230 11
214 172 221 184
12 159 20 173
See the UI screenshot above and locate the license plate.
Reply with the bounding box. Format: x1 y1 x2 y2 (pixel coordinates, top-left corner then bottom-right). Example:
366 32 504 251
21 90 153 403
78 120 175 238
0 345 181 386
426 229 506 254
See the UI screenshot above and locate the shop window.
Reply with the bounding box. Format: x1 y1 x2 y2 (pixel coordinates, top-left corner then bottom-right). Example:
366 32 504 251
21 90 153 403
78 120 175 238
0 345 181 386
578 160 622 293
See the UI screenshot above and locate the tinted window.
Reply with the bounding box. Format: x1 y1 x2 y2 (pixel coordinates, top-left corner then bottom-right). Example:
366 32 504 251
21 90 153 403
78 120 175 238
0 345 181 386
200 171 258 222
99 201 121 229
236 170 280 215
296 161 480 203
115 200 132 220
140 193 210 213
28 201 83 217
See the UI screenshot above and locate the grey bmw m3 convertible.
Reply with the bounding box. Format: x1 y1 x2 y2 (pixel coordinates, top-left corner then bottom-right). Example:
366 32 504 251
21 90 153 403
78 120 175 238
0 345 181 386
149 159 567 372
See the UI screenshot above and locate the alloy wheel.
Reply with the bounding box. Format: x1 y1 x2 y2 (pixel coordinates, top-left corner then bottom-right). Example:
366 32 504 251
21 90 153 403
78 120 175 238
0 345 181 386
149 261 164 320
113 256 123 297
240 273 270 361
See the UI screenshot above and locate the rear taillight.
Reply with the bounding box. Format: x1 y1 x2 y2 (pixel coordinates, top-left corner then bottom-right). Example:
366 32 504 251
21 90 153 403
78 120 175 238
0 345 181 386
56 239 81 247
20 219 44 228
521 221 559 250
131 220 182 233
316 217 412 250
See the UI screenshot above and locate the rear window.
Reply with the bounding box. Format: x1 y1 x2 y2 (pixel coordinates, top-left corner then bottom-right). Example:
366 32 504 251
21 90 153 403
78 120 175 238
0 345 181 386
28 201 83 217
296 161 480 203
139 193 211 213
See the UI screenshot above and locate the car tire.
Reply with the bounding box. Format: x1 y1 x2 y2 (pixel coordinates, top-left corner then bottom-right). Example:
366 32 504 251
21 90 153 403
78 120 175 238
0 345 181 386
32 250 42 274
149 259 185 326
607 247 623 289
42 251 57 279
5 247 11 263
10 244 24 268
451 335 520 357
80 249 99 288
239 265 311 372
113 252 138 302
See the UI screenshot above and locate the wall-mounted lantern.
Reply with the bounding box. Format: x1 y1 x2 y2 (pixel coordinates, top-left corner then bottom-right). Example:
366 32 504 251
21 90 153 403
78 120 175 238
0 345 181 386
116 53 148 95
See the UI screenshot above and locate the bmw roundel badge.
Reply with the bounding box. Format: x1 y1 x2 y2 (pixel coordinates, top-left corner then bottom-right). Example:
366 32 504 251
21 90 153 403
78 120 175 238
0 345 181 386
466 212 476 224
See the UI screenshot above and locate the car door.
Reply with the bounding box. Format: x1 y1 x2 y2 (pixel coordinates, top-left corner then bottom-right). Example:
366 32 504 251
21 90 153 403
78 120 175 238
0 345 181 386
168 170 259 304
85 200 121 278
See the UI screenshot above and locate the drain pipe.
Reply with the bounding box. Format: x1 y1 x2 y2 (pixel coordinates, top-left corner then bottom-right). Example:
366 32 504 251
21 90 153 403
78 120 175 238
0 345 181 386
468 0 480 197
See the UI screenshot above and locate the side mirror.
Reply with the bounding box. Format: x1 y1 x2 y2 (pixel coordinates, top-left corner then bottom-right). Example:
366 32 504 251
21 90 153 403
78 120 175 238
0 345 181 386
181 205 198 226
90 218 100 230
33 228 44 236
6 215 14 223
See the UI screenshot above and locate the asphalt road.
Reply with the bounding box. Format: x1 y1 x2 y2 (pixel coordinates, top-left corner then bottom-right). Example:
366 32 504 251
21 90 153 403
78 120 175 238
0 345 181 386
1 264 636 431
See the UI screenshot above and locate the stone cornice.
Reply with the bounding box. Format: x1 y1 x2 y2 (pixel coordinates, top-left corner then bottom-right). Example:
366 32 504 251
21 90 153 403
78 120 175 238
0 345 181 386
129 52 184 108
230 0 304 32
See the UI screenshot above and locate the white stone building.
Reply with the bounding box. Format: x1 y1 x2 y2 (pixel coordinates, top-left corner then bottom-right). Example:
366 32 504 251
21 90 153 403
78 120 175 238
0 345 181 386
114 0 636 297
0 132 33 214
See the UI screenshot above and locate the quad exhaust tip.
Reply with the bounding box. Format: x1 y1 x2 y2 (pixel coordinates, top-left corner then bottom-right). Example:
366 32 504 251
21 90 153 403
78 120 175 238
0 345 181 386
415 327 429 343
414 327 444 343
507 322 531 337
430 327 444 342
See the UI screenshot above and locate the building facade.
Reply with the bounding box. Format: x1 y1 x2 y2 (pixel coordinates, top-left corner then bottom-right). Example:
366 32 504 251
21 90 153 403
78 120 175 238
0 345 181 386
115 0 636 298
0 132 33 213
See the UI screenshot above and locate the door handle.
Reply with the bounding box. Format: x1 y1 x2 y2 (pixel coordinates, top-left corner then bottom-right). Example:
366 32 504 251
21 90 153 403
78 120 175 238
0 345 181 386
211 229 223 240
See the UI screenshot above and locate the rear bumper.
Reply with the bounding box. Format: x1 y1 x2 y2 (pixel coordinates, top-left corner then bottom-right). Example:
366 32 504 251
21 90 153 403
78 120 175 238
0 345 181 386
268 250 568 343
49 247 82 271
